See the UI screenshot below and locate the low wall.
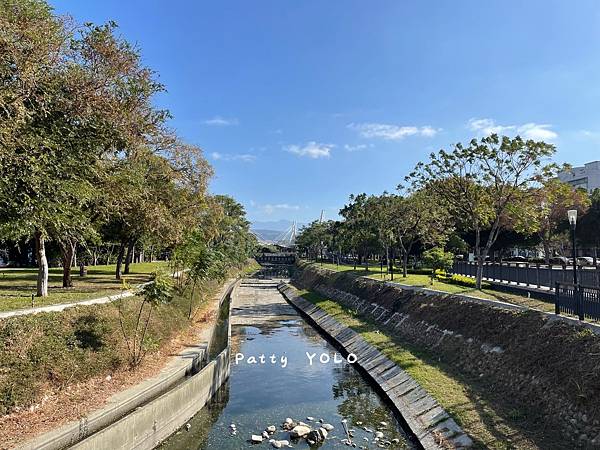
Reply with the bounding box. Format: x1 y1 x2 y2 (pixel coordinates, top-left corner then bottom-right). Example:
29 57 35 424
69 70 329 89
279 283 472 450
18 278 237 450
293 262 600 448
71 348 230 450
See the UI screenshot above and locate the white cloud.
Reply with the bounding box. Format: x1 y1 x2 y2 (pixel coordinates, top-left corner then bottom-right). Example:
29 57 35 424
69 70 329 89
210 152 256 162
467 118 558 141
203 116 239 126
344 143 373 152
285 141 333 159
467 118 514 135
517 123 558 141
262 203 301 215
348 123 440 140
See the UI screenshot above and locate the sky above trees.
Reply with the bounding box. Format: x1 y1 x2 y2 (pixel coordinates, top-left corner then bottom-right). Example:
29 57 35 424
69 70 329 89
49 0 600 224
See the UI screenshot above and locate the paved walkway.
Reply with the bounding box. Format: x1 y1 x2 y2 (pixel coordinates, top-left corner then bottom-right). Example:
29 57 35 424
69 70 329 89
0 290 136 319
0 271 184 319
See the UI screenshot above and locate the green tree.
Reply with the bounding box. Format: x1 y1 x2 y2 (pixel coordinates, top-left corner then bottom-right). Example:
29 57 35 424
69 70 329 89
0 5 167 295
579 189 600 258
340 194 377 270
422 247 454 285
407 134 556 289
390 190 451 278
118 271 173 368
512 179 590 263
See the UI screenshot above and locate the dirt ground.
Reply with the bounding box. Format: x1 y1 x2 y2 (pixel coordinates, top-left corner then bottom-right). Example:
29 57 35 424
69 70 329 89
0 291 221 450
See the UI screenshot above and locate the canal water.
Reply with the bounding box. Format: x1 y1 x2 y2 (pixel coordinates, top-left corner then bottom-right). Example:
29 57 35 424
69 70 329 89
159 276 415 449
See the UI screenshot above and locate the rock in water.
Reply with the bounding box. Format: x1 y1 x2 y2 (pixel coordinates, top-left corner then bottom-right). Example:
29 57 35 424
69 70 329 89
290 424 311 438
262 431 269 439
307 416 315 421
375 431 384 439
251 434 263 443
270 440 290 448
306 427 328 445
282 418 295 431
266 425 276 433
323 423 335 431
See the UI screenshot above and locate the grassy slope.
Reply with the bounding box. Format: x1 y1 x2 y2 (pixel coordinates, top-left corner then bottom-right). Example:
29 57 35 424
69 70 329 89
298 288 563 450
0 262 167 311
312 262 554 313
0 260 257 416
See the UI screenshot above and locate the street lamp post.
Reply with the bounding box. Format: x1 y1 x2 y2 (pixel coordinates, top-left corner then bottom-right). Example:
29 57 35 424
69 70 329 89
568 209 578 285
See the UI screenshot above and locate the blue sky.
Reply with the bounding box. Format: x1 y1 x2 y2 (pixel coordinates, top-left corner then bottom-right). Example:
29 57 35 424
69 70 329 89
51 1 600 225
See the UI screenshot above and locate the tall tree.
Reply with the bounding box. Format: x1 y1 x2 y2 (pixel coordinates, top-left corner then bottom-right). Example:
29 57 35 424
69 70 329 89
390 190 451 277
407 134 556 289
0 5 167 295
339 194 376 269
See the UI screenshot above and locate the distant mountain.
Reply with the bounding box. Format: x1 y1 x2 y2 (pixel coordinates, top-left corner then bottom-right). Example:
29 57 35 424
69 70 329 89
251 229 282 242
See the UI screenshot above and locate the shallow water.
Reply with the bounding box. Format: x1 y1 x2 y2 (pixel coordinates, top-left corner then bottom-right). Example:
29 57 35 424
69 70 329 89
160 314 415 449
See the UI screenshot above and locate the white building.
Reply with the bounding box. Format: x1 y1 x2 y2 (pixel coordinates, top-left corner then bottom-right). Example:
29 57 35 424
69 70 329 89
558 161 600 192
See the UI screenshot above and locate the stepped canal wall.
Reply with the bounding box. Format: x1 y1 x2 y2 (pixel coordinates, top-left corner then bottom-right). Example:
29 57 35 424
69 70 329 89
293 262 600 448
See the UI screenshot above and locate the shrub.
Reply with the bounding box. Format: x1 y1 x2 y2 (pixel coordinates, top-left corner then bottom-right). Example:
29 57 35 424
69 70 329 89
445 274 491 289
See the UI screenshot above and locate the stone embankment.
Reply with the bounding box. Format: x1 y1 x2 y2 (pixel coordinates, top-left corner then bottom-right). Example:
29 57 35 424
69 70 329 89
293 262 600 448
279 283 472 449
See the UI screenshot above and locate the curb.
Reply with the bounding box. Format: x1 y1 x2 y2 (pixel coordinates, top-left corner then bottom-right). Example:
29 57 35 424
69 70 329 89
278 282 472 450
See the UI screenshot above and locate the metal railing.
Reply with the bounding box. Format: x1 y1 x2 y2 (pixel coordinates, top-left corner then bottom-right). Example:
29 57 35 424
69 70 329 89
555 282 600 321
452 261 600 290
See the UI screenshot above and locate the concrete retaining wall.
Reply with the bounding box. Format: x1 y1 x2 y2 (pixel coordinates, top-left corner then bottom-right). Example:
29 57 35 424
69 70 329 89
71 348 230 450
278 283 472 450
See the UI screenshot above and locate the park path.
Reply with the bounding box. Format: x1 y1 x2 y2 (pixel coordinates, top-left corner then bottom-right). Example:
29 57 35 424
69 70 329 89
0 271 184 320
0 290 136 319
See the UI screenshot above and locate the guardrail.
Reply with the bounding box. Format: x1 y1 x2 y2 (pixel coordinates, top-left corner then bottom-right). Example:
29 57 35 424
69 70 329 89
453 261 600 290
555 282 600 321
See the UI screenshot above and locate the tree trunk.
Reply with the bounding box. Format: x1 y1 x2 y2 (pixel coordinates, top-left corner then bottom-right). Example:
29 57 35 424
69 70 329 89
124 240 135 275
402 251 409 278
543 240 551 265
34 231 48 297
115 240 126 280
59 240 76 288
474 228 483 289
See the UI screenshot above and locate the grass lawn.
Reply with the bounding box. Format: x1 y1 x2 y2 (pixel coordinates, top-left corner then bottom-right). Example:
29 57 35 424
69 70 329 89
0 262 168 312
310 261 554 313
297 288 562 450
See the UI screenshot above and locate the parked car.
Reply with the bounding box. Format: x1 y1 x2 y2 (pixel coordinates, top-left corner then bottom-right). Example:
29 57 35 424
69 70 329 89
506 256 528 262
577 257 595 266
549 256 569 265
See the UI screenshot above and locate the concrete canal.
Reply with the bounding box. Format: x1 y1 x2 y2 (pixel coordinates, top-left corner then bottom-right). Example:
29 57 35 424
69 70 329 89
159 273 415 449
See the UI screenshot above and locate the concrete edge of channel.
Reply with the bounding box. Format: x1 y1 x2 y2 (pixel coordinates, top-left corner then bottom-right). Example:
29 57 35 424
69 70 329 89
17 277 240 450
278 282 473 450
